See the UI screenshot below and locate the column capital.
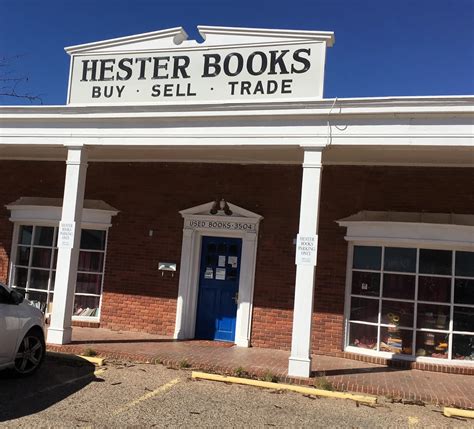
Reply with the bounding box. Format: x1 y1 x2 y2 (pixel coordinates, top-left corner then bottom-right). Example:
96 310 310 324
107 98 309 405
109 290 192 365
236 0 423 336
301 148 323 169
65 145 88 166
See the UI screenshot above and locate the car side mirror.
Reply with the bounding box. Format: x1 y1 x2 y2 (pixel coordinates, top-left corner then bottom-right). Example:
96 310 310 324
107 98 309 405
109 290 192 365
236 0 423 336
10 289 24 305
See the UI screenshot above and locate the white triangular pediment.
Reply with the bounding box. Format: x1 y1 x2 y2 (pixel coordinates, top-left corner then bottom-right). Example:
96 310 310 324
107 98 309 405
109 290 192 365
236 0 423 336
65 25 334 55
180 201 263 220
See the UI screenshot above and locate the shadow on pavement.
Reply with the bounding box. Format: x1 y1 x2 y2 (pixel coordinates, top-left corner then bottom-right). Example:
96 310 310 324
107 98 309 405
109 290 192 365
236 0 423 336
312 364 408 377
0 356 98 422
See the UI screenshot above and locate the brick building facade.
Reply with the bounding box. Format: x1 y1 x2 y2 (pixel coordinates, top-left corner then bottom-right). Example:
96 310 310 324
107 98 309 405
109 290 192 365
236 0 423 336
1 26 473 377
1 161 472 357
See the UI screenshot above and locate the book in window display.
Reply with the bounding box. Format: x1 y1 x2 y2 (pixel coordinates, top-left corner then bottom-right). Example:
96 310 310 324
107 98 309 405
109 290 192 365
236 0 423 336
73 295 100 318
380 313 402 354
349 323 377 350
416 331 448 359
73 307 98 317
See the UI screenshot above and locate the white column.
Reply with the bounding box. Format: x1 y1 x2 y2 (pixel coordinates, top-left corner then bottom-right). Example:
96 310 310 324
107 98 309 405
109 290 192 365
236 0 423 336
288 148 323 377
48 146 88 344
174 228 195 339
234 231 258 347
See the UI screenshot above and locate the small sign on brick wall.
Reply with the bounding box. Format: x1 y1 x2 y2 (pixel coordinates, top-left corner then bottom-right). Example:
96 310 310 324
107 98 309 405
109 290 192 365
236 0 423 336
295 234 318 266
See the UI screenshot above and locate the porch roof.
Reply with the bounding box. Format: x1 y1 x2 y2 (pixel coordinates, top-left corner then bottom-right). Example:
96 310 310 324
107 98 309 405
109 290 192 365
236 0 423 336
0 95 473 166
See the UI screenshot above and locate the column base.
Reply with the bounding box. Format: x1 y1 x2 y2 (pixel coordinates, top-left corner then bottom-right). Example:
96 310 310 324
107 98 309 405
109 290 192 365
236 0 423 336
47 326 73 345
288 356 312 378
173 329 190 340
234 337 250 347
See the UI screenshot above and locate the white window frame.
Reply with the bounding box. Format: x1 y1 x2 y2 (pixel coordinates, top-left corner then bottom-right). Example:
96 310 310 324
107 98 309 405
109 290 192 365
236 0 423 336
6 200 117 323
339 214 474 366
9 222 109 323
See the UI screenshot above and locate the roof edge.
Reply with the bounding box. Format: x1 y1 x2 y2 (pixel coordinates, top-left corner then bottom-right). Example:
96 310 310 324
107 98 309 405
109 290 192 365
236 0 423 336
64 27 188 55
197 25 335 47
1 95 473 117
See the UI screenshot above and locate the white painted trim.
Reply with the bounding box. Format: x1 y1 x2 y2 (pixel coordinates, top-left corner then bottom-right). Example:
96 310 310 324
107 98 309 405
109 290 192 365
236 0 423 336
6 204 118 229
64 25 334 55
1 95 473 116
342 243 354 351
65 27 188 54
174 201 262 347
338 220 474 251
344 346 474 367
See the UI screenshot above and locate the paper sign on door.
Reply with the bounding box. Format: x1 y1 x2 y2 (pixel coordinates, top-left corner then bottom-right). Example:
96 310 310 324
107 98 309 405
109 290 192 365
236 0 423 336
218 255 226 267
204 267 214 279
228 256 238 268
215 268 226 280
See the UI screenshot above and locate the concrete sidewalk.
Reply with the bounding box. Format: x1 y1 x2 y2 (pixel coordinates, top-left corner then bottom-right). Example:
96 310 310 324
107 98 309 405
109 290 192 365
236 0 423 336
47 327 474 409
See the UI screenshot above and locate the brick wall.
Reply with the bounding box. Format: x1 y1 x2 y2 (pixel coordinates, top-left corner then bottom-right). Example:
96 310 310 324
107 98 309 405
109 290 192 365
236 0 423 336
1 161 472 354
0 161 301 344
84 162 301 339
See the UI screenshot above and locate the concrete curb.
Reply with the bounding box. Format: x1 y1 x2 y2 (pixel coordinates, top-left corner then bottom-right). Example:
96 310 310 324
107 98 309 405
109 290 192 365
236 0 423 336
46 351 105 366
443 407 474 419
192 371 377 405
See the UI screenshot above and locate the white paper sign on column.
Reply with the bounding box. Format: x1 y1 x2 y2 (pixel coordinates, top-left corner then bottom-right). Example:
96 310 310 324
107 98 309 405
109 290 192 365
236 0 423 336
58 221 76 249
295 234 318 266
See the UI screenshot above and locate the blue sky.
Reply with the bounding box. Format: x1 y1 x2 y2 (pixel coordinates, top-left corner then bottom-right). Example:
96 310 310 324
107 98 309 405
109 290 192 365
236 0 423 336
1 0 473 105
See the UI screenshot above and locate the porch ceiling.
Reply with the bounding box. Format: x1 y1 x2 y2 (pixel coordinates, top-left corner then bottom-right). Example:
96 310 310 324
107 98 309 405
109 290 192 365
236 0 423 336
0 144 304 164
0 144 472 167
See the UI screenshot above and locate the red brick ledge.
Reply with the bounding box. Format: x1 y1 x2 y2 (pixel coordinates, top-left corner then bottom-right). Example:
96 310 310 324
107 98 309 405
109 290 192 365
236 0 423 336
318 350 474 376
46 344 473 410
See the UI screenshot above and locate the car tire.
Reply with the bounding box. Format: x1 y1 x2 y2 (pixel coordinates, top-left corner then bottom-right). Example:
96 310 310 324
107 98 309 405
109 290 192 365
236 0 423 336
13 328 46 376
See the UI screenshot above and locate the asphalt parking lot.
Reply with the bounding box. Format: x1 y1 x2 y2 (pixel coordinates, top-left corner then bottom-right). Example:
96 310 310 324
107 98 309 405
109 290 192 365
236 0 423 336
0 356 472 428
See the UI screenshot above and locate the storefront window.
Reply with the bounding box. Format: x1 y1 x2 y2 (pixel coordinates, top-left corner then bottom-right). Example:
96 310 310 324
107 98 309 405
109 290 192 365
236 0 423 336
10 225 107 320
347 245 474 362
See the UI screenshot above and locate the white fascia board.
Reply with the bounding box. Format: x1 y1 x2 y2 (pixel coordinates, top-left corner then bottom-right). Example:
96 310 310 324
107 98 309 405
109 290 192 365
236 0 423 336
197 25 335 47
338 220 474 250
6 205 118 228
64 27 188 55
0 95 473 120
64 25 334 56
0 129 471 149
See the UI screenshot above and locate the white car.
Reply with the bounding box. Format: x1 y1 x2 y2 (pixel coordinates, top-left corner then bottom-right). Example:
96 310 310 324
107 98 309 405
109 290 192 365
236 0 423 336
0 282 46 375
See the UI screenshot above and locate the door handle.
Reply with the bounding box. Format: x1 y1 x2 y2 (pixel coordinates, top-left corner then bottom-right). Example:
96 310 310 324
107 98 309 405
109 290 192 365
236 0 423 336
232 292 239 304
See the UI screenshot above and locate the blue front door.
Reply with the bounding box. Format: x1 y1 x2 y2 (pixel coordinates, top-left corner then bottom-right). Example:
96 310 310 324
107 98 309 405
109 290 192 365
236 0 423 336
195 236 242 342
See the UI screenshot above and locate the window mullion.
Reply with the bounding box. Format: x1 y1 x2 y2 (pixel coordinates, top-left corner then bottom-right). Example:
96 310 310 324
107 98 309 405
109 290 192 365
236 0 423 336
8 224 20 287
376 246 384 352
448 251 455 360
344 243 354 350
45 226 58 314
25 225 35 295
412 248 419 358
96 228 109 320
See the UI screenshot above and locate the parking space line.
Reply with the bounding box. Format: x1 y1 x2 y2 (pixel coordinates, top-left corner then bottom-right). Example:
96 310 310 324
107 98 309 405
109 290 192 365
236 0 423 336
113 378 181 415
21 369 106 401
